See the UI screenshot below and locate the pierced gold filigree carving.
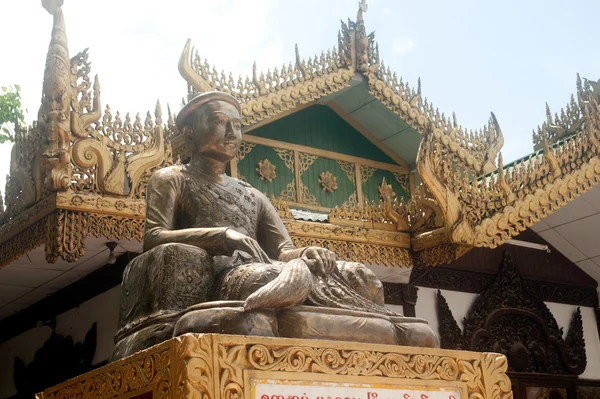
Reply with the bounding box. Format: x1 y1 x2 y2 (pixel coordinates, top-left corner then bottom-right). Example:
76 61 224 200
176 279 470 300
319 171 338 192
337 160 356 183
291 236 411 267
341 192 358 208
0 218 47 268
269 196 294 219
274 148 294 171
45 210 87 263
392 172 409 193
87 214 144 242
299 153 318 173
279 180 296 202
237 142 256 162
300 181 319 206
360 165 376 183
256 159 277 182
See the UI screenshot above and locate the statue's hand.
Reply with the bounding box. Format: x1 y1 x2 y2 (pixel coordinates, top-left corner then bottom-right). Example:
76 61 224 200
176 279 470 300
224 229 271 263
302 247 336 276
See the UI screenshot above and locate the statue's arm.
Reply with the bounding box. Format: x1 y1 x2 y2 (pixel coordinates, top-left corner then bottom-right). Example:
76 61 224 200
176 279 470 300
255 192 306 261
142 168 229 253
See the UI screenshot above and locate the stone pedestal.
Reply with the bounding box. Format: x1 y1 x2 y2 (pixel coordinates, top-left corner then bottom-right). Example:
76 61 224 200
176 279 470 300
36 334 513 399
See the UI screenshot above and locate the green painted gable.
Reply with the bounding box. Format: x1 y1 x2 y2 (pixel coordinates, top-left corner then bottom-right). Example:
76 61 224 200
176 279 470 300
245 105 396 164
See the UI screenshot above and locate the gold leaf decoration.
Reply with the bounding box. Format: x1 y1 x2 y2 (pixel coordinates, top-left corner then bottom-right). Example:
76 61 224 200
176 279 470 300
319 171 338 192
256 159 276 182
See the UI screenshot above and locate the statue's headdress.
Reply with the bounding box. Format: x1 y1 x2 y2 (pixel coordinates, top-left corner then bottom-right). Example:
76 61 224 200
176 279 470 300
175 91 242 132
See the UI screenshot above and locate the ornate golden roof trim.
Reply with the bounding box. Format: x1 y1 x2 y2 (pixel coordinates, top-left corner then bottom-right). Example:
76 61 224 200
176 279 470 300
0 195 55 243
417 93 600 249
284 220 410 249
56 191 146 218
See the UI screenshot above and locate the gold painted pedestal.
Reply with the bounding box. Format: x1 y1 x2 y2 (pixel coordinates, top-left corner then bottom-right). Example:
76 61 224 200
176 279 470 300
36 334 513 399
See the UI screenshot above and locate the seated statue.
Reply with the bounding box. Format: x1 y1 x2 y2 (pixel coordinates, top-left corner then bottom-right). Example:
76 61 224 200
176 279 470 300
111 92 437 361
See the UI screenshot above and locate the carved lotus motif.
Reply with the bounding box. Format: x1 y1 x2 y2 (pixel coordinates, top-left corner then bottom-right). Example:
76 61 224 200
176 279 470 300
319 171 338 192
256 159 276 182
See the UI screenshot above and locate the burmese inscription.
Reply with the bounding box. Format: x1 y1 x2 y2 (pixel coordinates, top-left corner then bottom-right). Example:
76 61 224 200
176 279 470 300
252 379 462 399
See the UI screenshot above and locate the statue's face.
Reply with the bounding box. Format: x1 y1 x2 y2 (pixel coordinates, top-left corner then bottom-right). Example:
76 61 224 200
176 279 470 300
185 100 242 162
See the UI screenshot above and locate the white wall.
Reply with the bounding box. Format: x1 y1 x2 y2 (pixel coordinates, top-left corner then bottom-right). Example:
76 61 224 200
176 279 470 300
0 286 121 399
1 284 599 399
415 286 600 379
415 287 477 336
546 302 600 380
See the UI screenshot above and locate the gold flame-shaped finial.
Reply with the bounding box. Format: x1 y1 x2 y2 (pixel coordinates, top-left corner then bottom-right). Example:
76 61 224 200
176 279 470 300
178 39 214 95
42 0 64 15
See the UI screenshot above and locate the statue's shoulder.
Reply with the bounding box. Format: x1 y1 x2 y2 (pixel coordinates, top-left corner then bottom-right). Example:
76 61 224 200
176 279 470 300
148 164 185 184
232 178 264 196
234 178 254 189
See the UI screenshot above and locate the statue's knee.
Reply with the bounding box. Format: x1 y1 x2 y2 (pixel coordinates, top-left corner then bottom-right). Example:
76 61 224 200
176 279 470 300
119 243 215 330
337 262 384 305
341 262 383 288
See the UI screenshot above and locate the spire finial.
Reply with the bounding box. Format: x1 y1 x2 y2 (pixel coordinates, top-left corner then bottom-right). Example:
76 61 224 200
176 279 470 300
42 0 64 15
357 0 368 22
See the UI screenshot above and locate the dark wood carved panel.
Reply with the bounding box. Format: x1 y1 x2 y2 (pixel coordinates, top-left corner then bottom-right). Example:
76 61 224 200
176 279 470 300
383 283 417 317
12 322 97 399
411 263 599 308
436 252 587 375
412 229 599 308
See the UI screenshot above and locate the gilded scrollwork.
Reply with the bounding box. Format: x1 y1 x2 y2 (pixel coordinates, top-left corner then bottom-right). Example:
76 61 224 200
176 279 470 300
291 236 412 267
0 218 47 267
39 335 511 399
283 219 410 248
38 339 173 399
237 141 256 162
392 172 409 193
298 153 318 173
57 192 146 217
360 165 377 183
87 214 144 242
274 148 294 171
300 181 319 206
172 335 214 399
278 180 296 202
336 160 356 183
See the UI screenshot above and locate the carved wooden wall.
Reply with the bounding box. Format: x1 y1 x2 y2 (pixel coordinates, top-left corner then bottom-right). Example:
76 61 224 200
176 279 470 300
436 252 586 375
12 322 97 399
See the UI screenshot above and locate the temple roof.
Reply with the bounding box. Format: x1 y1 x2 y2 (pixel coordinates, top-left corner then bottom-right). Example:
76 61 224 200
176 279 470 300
0 0 599 320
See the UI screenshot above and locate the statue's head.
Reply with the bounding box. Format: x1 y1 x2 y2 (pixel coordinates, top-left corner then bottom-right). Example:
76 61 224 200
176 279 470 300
176 91 242 163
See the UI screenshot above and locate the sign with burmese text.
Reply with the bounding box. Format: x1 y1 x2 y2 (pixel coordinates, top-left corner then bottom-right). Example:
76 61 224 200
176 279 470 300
251 379 461 399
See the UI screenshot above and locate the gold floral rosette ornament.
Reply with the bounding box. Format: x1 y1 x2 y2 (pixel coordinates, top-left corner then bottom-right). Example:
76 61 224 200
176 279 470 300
257 159 276 182
319 171 338 192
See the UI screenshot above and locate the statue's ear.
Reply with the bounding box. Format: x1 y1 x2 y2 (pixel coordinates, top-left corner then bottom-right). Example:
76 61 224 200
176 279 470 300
182 125 195 150
182 125 193 140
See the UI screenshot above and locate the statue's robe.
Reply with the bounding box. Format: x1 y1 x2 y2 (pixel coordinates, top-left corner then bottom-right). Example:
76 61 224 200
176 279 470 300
143 163 387 311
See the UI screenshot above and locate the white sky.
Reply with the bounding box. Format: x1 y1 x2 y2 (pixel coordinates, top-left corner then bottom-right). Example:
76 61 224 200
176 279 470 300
0 0 599 194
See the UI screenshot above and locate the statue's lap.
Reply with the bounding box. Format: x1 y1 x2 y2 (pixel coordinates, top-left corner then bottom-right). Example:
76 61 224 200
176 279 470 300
111 243 438 361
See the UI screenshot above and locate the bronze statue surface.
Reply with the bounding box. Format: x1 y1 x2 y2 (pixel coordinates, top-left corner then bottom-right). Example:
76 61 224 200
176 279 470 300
112 92 437 361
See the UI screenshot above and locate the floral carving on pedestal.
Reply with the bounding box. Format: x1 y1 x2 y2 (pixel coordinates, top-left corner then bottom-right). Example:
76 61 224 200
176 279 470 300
319 171 338 192
256 159 276 182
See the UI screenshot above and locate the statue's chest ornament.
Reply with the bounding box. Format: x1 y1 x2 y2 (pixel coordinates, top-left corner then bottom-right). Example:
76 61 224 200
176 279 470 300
182 169 257 233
